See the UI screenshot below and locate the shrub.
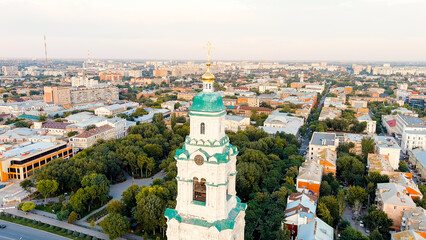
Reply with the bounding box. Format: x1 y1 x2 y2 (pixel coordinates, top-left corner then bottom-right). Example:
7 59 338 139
67 230 73 235
79 233 86 238
86 236 92 240
5 213 10 218
49 225 55 229
68 211 78 224
38 221 43 226
32 220 38 224
72 231 79 237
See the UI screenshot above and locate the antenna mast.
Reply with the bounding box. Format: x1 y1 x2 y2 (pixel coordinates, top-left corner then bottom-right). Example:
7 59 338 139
44 35 48 69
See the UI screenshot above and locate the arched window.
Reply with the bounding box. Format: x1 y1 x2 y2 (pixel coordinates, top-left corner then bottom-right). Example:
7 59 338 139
193 177 206 202
200 123 205 135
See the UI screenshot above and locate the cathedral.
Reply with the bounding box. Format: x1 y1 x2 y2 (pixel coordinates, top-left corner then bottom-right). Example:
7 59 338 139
164 43 246 240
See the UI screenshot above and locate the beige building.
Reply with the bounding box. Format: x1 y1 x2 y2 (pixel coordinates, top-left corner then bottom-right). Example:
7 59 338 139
44 85 119 106
344 133 365 156
224 115 250 132
401 207 426 232
367 154 394 175
308 132 339 161
376 183 417 231
408 149 426 180
70 125 116 149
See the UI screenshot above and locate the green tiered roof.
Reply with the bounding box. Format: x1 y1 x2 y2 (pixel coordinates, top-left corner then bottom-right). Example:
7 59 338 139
189 92 226 112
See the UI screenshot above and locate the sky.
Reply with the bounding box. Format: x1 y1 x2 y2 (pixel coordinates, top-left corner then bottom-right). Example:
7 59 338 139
0 0 425 61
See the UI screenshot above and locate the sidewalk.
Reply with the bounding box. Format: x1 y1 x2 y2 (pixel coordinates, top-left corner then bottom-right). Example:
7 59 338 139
5 208 108 240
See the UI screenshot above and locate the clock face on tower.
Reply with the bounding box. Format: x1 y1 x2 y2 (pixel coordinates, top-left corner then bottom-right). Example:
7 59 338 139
194 155 204 166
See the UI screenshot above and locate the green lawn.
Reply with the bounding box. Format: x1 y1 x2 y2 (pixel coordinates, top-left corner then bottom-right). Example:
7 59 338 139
0 214 98 240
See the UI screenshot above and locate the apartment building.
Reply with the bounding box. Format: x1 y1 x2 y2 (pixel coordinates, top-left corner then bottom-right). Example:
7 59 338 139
260 111 304 136
396 115 426 153
296 161 323 196
375 136 401 170
318 107 342 121
237 96 259 107
284 192 318 239
69 125 116 149
376 183 417 231
0 141 73 181
408 149 426 179
296 217 333 240
344 133 366 156
356 114 376 134
367 154 394 175
312 148 337 176
308 132 339 161
401 207 426 232
44 85 119 106
390 173 423 200
224 115 250 132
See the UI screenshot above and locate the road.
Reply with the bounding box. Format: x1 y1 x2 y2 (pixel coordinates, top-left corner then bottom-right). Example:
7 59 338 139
342 203 369 236
298 85 330 157
0 220 69 240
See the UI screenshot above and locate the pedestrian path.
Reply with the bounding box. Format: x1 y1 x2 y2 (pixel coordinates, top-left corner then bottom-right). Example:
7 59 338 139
5 208 109 239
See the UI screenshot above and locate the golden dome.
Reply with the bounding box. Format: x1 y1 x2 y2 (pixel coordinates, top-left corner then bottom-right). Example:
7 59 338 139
202 63 215 82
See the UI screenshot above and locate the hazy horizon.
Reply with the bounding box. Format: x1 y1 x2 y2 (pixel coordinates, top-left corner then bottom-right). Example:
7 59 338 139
1 0 426 61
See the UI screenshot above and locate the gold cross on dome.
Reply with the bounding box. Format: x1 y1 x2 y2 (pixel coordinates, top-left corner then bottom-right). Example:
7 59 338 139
203 41 214 62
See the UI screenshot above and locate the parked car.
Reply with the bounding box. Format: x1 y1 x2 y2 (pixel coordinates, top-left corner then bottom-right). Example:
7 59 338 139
365 228 370 233
359 221 364 228
0 224 6 228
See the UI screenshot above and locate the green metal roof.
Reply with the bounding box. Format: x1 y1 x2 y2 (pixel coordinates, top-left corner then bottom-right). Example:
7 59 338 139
189 92 226 112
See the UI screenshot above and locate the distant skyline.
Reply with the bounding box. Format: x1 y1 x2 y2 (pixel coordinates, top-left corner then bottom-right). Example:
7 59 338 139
1 0 426 61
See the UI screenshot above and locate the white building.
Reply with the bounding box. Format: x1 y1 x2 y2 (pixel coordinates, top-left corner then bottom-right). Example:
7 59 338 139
396 115 426 153
308 132 339 161
224 115 250 132
260 111 304 136
357 114 376 134
375 136 401 170
165 60 246 240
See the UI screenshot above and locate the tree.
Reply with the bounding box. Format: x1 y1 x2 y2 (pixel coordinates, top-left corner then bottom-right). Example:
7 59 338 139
347 186 367 216
337 189 346 217
398 161 409 172
319 196 340 226
67 131 77 137
107 199 125 215
70 188 90 213
85 124 96 131
317 202 333 226
68 211 78 223
90 220 95 227
361 137 375 158
369 230 385 240
137 155 147 178
20 179 35 199
340 227 369 240
134 194 164 235
36 179 58 206
363 209 393 234
21 202 35 212
122 184 140 213
38 113 47 122
101 212 130 240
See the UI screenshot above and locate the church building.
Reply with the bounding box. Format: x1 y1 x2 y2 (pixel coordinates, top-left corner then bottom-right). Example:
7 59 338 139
165 43 246 240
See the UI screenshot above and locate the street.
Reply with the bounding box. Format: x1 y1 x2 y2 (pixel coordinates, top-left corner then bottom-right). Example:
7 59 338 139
298 85 330 156
0 220 70 240
342 203 368 236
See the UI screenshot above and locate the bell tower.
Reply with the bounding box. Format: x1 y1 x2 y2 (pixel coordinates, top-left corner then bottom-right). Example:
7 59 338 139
165 42 246 240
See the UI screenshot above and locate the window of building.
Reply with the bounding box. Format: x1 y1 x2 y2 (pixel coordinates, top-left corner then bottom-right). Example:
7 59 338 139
200 123 205 135
193 177 206 203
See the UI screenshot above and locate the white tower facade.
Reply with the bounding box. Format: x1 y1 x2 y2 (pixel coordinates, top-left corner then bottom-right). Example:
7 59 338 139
165 44 246 240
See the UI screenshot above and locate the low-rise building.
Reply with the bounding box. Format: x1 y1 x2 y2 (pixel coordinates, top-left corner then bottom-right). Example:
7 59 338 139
95 104 126 116
308 132 339 161
260 111 304 136
224 115 250 132
284 192 318 239
318 107 342 121
356 114 376 134
376 183 417 231
0 141 73 181
401 207 426 232
296 161 323 196
40 121 71 136
313 148 337 176
375 136 401 170
344 133 366 156
296 217 334 240
391 229 426 240
390 173 423 200
408 149 426 180
396 115 426 153
382 115 397 134
237 96 259 107
69 125 116 149
367 154 394 175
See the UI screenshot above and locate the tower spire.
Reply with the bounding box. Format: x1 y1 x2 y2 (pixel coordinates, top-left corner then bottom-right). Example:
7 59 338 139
202 41 215 92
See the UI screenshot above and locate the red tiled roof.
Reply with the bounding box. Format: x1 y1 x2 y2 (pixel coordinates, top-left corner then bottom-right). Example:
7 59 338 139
387 119 396 127
73 125 113 139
